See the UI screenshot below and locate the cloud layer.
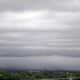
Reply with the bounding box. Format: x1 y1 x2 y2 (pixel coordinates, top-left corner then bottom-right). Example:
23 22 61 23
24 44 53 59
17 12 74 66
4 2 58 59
0 56 80 71
0 10 79 31
0 3 80 70
0 0 80 11
0 10 80 58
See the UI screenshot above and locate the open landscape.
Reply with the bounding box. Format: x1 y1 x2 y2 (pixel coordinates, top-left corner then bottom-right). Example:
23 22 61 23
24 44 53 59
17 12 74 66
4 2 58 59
0 71 80 80
0 0 80 80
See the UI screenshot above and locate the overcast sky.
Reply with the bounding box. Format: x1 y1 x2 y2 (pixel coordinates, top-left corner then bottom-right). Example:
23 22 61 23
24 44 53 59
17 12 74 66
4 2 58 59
0 0 80 31
0 0 80 71
0 0 80 11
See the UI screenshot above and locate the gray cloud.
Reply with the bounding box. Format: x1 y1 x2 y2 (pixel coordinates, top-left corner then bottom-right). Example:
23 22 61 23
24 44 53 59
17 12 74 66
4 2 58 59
0 56 80 71
0 10 80 58
0 11 79 58
0 31 79 57
0 0 80 11
0 11 78 31
0 0 55 11
0 0 80 71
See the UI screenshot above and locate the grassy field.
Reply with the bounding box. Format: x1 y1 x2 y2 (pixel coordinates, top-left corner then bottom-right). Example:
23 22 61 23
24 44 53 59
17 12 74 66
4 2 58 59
0 71 79 80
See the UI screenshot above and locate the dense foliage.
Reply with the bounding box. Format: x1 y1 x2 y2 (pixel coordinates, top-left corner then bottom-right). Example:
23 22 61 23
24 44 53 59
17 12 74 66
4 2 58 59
0 71 80 80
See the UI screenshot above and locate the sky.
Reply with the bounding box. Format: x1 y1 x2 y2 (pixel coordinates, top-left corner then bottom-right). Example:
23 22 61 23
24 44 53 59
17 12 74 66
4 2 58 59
0 0 80 71
0 0 80 11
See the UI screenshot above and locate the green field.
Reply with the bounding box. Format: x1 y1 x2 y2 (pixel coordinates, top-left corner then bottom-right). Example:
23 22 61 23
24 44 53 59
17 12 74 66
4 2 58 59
0 71 80 80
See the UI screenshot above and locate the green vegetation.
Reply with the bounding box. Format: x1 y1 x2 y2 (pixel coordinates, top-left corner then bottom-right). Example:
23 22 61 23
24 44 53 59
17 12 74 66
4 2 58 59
0 71 79 80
